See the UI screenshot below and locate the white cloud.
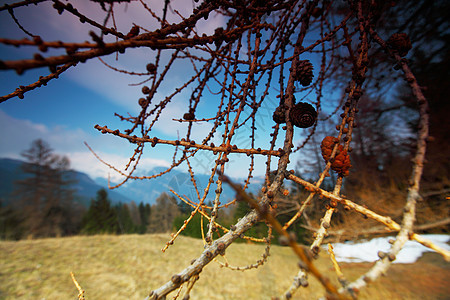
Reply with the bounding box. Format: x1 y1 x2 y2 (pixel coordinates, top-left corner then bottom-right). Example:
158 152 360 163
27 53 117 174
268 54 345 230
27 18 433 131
8 1 227 112
0 109 171 180
0 109 85 158
195 11 227 36
68 151 170 183
0 109 104 156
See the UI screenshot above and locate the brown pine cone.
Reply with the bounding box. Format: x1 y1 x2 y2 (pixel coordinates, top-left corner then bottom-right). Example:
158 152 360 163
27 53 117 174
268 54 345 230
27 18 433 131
333 149 351 177
183 112 195 120
387 33 412 57
320 136 338 161
320 136 352 176
138 97 149 108
273 105 286 124
146 63 157 74
294 60 314 86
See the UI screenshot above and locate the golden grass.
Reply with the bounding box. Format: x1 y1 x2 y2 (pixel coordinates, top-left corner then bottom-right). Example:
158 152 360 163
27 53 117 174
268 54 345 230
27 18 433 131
0 234 448 299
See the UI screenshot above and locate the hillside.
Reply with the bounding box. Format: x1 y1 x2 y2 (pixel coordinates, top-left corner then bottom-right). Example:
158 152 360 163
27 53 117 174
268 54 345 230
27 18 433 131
0 234 448 299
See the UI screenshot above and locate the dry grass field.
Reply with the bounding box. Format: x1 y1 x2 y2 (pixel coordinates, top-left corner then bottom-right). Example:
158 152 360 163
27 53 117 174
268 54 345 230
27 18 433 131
0 234 448 299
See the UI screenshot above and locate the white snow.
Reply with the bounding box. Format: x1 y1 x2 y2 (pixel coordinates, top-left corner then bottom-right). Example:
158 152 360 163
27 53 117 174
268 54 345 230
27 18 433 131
327 234 450 264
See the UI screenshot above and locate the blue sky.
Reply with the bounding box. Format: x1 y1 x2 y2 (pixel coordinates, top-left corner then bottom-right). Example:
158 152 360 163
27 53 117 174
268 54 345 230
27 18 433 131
0 1 330 183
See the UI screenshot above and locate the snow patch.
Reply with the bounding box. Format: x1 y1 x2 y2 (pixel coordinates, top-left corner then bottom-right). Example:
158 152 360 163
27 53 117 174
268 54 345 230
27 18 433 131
328 234 450 264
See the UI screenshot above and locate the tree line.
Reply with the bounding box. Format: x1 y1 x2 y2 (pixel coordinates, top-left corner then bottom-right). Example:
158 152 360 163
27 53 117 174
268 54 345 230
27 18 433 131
0 139 294 240
1 126 447 241
0 139 311 242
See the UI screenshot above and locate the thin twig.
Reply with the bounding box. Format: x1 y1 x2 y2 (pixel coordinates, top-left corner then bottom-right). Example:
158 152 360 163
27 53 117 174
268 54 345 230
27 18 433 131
70 272 86 300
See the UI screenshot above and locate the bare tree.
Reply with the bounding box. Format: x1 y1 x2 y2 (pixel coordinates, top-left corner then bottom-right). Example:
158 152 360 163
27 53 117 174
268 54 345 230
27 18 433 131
1 0 449 299
148 192 180 233
15 139 76 237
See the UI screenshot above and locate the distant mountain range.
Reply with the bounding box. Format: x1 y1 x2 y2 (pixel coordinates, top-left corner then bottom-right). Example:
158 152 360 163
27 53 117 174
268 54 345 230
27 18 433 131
96 166 264 206
0 158 133 207
0 158 264 207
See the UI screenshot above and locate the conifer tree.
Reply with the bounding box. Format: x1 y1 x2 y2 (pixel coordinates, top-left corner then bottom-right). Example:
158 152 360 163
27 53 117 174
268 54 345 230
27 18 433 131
81 189 118 234
138 202 151 234
115 203 137 234
0 199 23 240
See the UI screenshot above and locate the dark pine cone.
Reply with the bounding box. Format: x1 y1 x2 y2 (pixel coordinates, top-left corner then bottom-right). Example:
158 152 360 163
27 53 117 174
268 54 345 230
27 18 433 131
183 112 195 120
387 33 412 57
141 86 150 94
290 102 317 128
146 63 157 74
272 105 286 124
311 7 323 18
294 60 314 86
138 97 149 108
